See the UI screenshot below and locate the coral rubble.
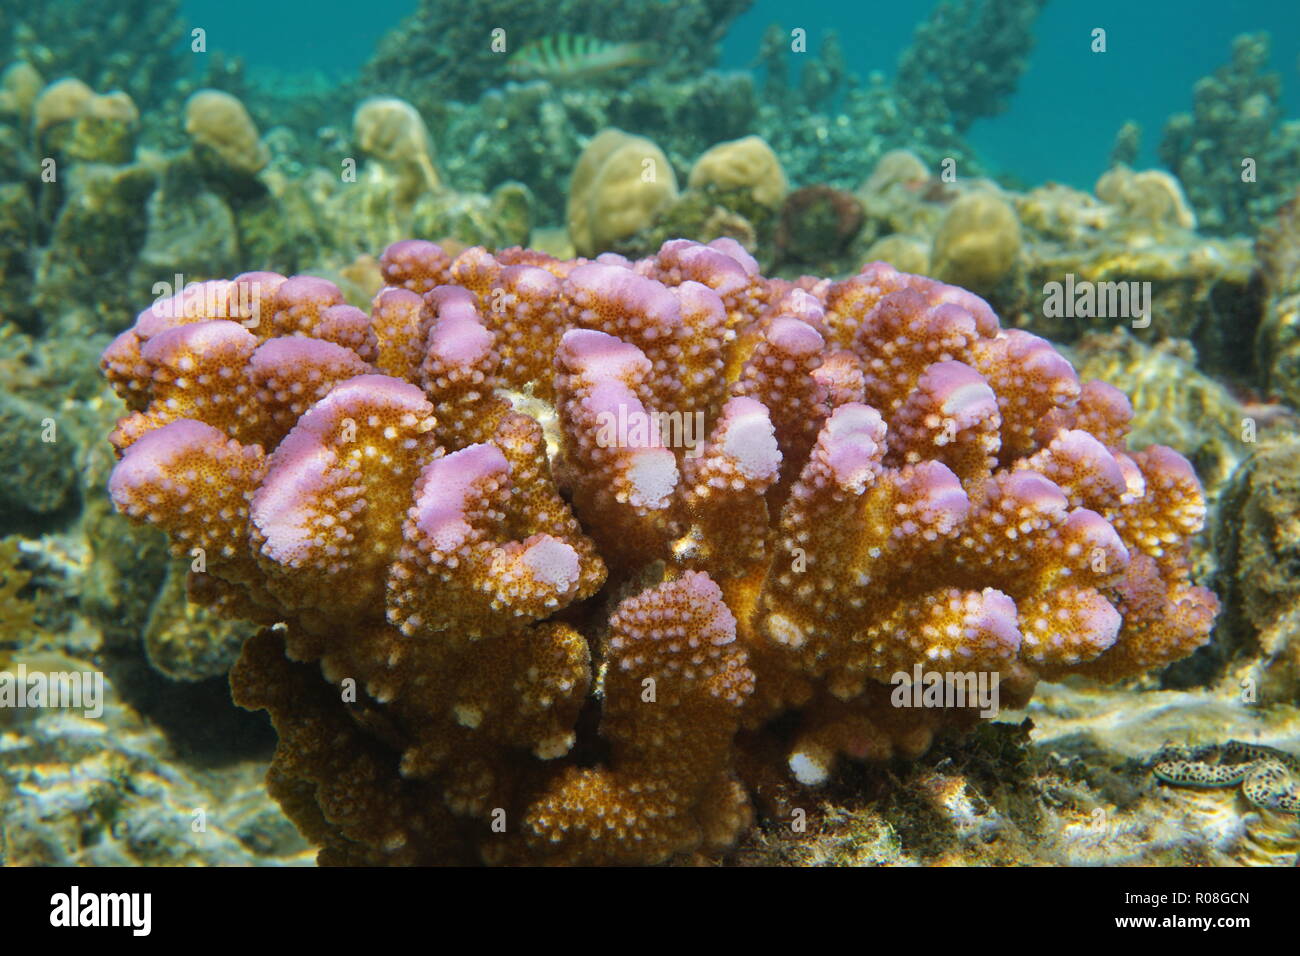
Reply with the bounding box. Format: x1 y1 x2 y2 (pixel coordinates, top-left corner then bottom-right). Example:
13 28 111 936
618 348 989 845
0 647 310 866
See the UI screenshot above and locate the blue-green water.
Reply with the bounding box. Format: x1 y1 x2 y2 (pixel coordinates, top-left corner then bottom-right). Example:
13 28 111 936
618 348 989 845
179 0 1300 188
179 0 411 73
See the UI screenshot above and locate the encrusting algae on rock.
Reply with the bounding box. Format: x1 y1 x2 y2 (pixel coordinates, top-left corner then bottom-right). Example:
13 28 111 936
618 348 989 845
99 237 1218 865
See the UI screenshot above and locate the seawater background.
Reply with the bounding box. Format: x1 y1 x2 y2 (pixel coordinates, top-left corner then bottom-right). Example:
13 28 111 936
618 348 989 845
178 0 1300 190
725 0 1300 187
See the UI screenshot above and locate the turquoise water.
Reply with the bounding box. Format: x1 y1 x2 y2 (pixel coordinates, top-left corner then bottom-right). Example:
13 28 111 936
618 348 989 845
179 0 411 73
180 0 1300 188
723 0 1300 186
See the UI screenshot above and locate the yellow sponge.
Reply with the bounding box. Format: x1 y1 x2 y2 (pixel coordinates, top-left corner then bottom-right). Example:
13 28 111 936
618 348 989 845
688 134 788 208
568 128 677 256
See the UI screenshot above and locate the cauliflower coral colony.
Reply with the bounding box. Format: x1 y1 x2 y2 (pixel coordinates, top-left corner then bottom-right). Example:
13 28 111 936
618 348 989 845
100 238 1217 865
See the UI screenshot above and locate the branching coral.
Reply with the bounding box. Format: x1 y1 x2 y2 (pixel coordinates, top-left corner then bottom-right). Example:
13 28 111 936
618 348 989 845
102 239 1217 865
1159 33 1300 236
361 0 753 106
895 0 1048 133
0 0 186 109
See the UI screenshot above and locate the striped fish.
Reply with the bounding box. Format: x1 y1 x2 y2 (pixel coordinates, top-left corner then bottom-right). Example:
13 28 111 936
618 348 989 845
506 35 657 82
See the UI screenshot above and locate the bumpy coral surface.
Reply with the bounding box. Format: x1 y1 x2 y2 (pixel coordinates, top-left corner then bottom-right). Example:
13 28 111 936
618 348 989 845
101 238 1218 865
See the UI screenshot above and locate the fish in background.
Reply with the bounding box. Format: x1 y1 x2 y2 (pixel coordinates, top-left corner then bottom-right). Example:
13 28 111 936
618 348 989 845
506 34 657 83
